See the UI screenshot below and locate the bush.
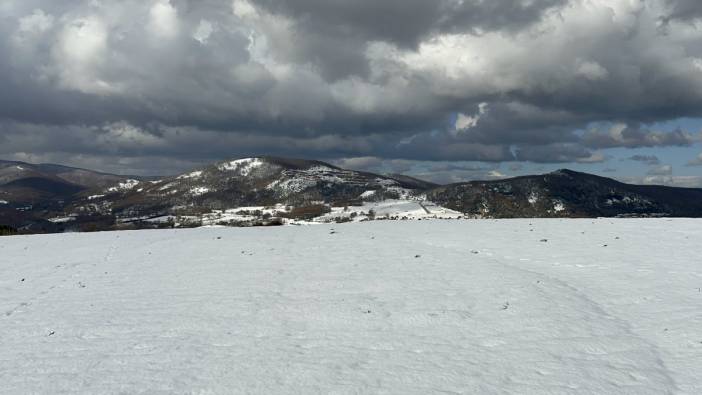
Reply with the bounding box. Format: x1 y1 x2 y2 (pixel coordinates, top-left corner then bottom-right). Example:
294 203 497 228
283 205 331 220
0 225 18 236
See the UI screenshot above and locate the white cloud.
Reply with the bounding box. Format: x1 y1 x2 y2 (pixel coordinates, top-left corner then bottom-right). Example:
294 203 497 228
52 16 116 94
232 0 258 19
17 9 54 35
576 60 609 81
455 103 489 133
647 164 673 176
576 152 608 163
148 0 179 39
193 20 214 44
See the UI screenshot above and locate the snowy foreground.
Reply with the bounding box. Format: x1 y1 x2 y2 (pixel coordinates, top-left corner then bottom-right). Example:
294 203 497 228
1 220 701 394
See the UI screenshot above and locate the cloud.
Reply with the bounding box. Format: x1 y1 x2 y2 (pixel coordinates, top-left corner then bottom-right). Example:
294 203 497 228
647 164 673 176
454 103 489 134
662 0 702 22
627 155 661 165
193 19 214 44
514 143 594 163
619 175 702 188
1 0 702 174
686 153 702 166
331 156 383 172
148 0 179 39
582 124 697 149
575 60 609 81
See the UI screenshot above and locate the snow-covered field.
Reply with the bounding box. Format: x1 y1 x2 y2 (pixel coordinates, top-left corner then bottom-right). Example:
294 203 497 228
1 219 700 394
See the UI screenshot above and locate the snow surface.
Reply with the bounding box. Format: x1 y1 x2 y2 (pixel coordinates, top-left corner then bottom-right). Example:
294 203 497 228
315 199 463 222
0 199 8 204
201 205 289 225
1 219 701 394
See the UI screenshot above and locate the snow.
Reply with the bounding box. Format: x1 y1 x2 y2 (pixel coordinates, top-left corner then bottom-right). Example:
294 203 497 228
177 170 203 180
47 216 76 223
189 186 210 196
217 158 264 175
1 219 700 394
106 179 140 193
553 201 565 212
267 175 317 194
605 195 651 207
201 205 289 225
528 191 539 204
359 190 376 199
267 166 348 194
267 167 403 196
158 182 177 191
314 199 463 223
0 200 8 204
87 194 104 200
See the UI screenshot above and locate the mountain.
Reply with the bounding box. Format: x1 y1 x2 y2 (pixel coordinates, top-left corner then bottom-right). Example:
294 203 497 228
0 160 146 233
72 156 428 225
427 169 702 218
2 157 702 234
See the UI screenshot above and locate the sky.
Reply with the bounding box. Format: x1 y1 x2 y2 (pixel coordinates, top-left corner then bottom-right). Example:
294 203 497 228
1 0 702 186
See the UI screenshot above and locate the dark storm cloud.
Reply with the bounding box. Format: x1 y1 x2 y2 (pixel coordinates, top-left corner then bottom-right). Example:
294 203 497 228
0 0 701 174
250 0 566 79
514 143 598 164
582 125 697 149
663 0 702 22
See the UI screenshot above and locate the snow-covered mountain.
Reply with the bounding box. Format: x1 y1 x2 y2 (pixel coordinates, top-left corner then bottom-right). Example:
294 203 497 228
73 157 435 225
3 156 702 234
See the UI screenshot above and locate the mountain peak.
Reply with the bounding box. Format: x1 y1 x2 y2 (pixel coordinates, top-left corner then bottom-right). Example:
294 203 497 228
549 169 580 176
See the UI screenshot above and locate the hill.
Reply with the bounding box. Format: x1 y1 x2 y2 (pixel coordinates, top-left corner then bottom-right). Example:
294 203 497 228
3 156 702 234
427 169 702 218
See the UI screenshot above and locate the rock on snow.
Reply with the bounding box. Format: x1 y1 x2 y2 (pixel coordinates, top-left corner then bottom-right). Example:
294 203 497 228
1 219 700 394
